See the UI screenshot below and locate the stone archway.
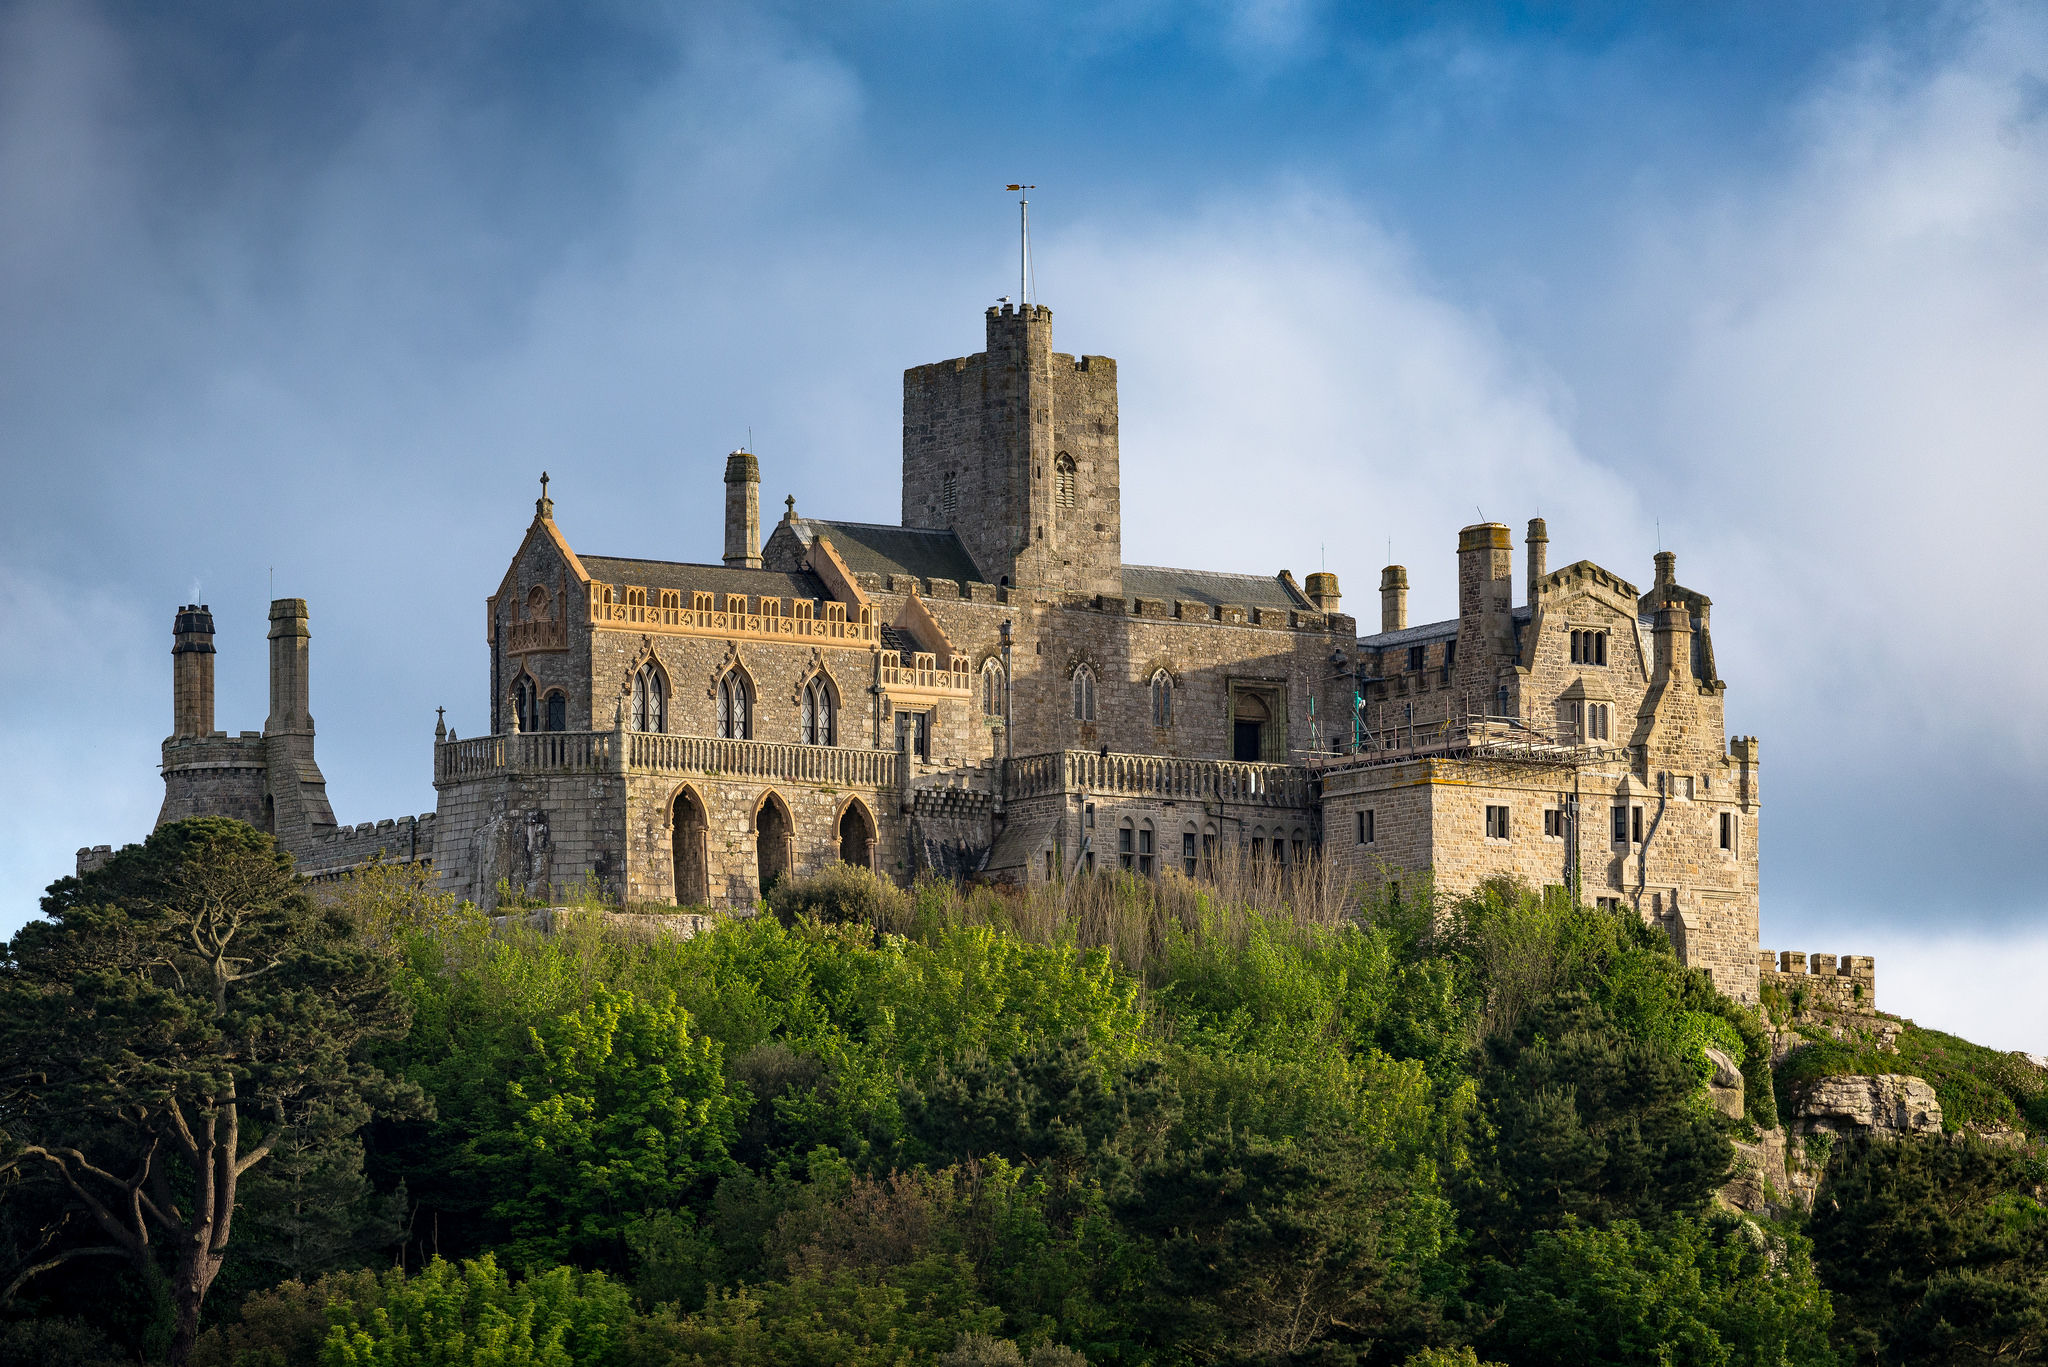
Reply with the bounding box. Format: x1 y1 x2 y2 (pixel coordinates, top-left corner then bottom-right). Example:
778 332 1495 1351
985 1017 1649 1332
672 786 709 907
756 793 794 897
837 799 876 870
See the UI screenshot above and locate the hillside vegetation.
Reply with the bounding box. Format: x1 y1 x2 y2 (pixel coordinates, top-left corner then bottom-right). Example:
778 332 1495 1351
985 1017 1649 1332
2 820 2043 1366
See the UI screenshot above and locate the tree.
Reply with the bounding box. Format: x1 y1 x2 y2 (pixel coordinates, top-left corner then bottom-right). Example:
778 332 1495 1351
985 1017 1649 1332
0 818 419 1366
1116 1125 1454 1363
1460 992 1732 1259
1810 1134 2048 1364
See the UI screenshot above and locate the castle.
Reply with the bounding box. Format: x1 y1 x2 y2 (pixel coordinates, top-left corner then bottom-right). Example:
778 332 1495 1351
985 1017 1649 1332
112 301 1771 1003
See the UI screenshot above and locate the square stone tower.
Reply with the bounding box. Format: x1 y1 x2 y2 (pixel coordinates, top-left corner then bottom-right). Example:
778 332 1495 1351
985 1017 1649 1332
901 304 1120 597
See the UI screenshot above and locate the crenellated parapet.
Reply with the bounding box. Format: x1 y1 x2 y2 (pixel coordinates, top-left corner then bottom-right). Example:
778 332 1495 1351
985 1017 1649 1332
296 813 438 880
1760 949 1876 1013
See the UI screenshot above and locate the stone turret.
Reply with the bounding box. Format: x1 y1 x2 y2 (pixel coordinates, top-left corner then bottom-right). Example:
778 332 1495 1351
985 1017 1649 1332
1457 523 1515 670
1304 572 1340 614
262 598 336 841
724 451 762 569
1379 565 1408 633
171 604 216 740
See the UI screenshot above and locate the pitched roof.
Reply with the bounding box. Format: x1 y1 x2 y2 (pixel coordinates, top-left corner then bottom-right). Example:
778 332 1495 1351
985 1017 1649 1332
578 556 828 602
1121 565 1308 610
1357 606 1531 651
786 519 985 585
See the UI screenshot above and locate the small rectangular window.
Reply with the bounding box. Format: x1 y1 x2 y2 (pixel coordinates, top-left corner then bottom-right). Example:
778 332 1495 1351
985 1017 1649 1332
1183 832 1197 876
1544 809 1565 838
1292 839 1304 863
1406 645 1426 672
1085 803 1095 828
1719 812 1734 851
1632 805 1644 844
1119 827 1133 870
1139 829 1154 876
1202 833 1216 864
1485 805 1510 840
1356 809 1375 845
1085 851 1095 873
1612 805 1629 844
1596 632 1607 665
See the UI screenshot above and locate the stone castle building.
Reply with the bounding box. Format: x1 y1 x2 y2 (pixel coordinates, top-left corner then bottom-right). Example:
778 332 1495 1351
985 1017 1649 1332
110 301 1767 1002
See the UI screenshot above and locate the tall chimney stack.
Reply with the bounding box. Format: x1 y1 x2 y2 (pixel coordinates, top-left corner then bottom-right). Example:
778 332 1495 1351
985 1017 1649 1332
1380 565 1408 633
172 605 216 739
266 598 314 736
1526 518 1548 602
1653 600 1693 682
724 450 762 569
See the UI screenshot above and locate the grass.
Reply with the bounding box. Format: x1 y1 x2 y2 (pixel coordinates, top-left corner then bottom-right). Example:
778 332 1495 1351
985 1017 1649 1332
1772 1015 2048 1136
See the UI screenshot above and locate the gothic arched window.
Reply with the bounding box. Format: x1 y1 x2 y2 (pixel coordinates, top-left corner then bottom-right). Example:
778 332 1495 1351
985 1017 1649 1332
545 690 567 733
633 663 665 733
1071 665 1096 722
512 673 539 734
981 659 1006 718
718 673 750 740
1054 453 1077 510
1150 670 1173 728
800 677 834 746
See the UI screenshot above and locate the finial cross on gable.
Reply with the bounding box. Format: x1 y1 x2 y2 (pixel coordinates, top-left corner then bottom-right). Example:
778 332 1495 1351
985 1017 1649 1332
536 471 555 519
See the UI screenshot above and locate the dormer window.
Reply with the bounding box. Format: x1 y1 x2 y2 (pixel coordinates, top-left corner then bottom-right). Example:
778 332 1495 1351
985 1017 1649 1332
1406 645 1426 673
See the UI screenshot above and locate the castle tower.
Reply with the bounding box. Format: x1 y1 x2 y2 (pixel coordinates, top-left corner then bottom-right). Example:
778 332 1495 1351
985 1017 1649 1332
724 451 762 569
172 604 216 739
901 304 1120 596
263 598 336 842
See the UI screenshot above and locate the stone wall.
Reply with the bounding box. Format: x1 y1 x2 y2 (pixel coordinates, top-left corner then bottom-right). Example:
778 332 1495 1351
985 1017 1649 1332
1760 950 1877 1013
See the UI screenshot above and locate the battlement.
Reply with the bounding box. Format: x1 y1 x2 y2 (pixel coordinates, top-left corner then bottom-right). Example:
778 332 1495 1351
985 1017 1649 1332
1759 949 1876 1013
1536 559 1640 600
1731 735 1760 762
295 812 437 879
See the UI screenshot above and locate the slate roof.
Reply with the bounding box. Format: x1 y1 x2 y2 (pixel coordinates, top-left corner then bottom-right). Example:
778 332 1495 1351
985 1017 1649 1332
788 519 985 585
1121 565 1308 610
579 556 828 602
1357 607 1531 652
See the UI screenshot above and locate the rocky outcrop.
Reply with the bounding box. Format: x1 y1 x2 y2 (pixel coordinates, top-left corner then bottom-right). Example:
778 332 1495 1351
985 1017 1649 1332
1793 1074 1942 1140
1705 1045 1746 1120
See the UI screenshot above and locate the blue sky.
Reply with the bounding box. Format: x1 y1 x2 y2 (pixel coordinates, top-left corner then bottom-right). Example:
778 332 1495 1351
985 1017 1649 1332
4 1 2046 1047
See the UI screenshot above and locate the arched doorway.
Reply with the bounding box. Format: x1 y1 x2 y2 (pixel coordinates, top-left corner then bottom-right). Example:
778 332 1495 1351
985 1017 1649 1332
756 794 793 897
1233 693 1269 762
672 787 709 907
837 801 875 870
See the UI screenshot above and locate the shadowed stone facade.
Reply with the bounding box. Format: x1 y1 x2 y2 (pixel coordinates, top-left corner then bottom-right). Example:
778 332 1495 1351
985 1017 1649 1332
110 300 1775 1001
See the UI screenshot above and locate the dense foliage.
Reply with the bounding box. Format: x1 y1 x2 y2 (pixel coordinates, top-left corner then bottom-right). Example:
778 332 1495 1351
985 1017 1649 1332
5 831 2038 1365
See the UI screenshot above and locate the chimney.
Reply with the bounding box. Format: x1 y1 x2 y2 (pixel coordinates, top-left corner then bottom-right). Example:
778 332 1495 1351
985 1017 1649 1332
723 450 762 569
1304 571 1340 615
1379 565 1408 633
1652 600 1693 682
172 604 217 739
265 598 314 736
1526 518 1548 601
1653 550 1676 599
1458 523 1514 656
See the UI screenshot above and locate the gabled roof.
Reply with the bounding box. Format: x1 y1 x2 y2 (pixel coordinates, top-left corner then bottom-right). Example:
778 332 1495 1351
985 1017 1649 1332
579 556 827 602
784 519 985 585
1121 565 1307 610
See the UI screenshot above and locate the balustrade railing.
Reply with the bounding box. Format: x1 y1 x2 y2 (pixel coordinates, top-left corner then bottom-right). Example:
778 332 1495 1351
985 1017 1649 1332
436 730 898 787
628 733 898 785
1004 750 1310 808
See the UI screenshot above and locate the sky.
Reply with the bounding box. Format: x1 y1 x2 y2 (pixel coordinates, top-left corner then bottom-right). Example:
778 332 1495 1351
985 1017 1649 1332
2 0 2045 1048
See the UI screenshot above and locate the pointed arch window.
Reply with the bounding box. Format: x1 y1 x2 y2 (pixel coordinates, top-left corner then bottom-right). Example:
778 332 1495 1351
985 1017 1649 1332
544 690 567 732
1150 670 1174 728
718 673 751 740
1054 453 1077 510
1072 665 1096 722
513 673 540 734
633 663 665 733
981 659 1007 718
800 676 834 746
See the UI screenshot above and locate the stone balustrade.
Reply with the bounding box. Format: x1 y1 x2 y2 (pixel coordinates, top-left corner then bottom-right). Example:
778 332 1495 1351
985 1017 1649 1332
1006 749 1311 808
587 584 877 645
435 730 898 788
880 651 972 695
627 733 899 785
